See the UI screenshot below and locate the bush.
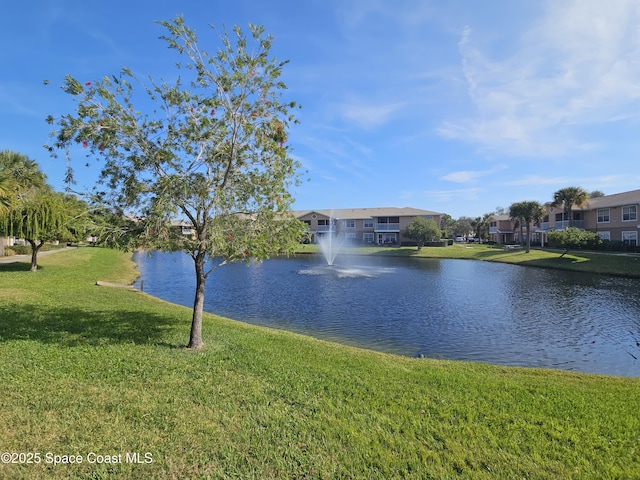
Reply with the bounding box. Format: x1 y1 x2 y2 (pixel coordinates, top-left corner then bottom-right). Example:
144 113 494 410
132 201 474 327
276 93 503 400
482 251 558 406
10 245 31 255
547 227 602 253
424 240 450 247
595 240 640 253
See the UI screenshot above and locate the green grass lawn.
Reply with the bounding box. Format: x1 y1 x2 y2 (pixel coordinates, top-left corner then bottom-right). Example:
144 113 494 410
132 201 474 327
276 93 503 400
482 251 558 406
299 242 640 278
1 247 639 479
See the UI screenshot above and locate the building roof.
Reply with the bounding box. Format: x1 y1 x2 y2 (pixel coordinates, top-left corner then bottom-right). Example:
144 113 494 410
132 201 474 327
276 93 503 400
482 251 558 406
293 207 443 220
581 189 640 210
488 214 511 221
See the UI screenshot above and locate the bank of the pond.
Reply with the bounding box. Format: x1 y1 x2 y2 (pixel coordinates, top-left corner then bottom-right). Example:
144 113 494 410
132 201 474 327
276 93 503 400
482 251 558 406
296 243 640 278
1 247 639 479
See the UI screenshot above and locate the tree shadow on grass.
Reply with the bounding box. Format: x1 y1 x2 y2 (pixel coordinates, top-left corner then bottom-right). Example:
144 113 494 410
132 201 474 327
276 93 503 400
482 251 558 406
0 262 42 272
0 302 184 347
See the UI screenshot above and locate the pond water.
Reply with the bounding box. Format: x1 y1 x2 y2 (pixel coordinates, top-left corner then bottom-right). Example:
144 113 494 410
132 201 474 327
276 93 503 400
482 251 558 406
133 251 640 377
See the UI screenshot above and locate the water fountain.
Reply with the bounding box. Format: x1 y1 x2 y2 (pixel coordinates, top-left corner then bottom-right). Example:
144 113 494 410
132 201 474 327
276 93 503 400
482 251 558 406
318 231 344 266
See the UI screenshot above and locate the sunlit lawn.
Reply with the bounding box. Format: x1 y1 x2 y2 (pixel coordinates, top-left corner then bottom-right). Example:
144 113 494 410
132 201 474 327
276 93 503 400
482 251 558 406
1 247 639 479
299 242 640 278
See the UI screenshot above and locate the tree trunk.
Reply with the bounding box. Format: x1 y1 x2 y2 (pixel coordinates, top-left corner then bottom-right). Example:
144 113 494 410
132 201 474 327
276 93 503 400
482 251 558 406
28 239 42 272
187 253 207 349
519 221 524 246
525 222 531 253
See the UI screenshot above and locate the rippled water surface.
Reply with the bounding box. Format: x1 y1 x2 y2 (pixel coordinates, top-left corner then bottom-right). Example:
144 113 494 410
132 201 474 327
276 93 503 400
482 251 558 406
134 252 640 376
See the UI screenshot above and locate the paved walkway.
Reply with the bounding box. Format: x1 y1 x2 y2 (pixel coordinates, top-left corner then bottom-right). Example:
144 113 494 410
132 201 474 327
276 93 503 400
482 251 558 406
0 246 78 264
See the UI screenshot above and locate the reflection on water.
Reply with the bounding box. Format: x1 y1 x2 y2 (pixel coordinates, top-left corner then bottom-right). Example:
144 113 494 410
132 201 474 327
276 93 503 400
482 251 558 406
134 252 640 377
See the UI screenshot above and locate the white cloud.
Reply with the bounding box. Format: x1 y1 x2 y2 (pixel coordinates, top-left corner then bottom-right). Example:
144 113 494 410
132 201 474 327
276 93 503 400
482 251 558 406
441 164 507 183
439 0 640 157
339 99 406 129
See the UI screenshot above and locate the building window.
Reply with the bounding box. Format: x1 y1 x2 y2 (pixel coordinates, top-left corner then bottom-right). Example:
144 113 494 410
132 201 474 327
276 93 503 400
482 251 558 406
597 209 610 223
597 231 610 241
363 233 374 243
380 233 396 244
622 205 637 222
363 219 374 228
622 231 638 246
345 219 355 228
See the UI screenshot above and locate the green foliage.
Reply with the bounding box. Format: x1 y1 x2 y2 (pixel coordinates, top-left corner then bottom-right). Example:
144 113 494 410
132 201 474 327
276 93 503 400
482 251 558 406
509 200 544 253
0 150 48 215
1 248 639 479
1 189 66 241
547 227 602 255
47 16 306 347
439 213 454 238
552 186 589 227
453 216 474 237
403 217 441 249
0 151 89 267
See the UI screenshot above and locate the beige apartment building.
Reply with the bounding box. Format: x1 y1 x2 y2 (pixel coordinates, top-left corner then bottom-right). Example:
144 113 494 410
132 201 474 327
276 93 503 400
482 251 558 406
488 189 640 247
579 189 639 245
294 207 443 246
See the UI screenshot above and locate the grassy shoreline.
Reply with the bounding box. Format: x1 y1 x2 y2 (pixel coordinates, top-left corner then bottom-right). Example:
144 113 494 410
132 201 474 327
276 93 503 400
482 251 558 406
296 242 640 278
1 247 639 479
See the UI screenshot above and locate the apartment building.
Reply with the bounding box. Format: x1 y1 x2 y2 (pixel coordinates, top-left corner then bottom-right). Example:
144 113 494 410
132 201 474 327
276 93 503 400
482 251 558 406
580 189 639 246
489 189 640 247
294 207 443 246
487 214 516 244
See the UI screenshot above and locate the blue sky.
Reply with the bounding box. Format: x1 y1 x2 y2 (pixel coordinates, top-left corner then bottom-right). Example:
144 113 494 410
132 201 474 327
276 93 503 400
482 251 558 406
2 0 640 218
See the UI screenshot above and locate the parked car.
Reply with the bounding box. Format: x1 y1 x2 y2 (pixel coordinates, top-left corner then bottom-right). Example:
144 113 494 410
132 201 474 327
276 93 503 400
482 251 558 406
455 236 465 242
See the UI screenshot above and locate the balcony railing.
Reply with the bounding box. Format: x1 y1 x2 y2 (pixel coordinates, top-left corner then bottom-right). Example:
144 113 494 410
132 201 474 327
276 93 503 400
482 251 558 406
374 222 400 231
546 220 585 230
316 225 335 232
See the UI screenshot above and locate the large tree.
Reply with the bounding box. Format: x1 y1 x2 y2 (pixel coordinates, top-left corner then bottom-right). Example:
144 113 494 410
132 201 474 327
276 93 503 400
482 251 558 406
439 214 455 238
453 216 474 238
0 151 49 257
403 218 441 250
509 201 544 253
0 188 74 271
48 17 306 349
552 186 588 227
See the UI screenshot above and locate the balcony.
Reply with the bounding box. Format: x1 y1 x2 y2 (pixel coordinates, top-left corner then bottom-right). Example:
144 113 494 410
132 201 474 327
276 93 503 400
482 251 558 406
548 220 585 231
316 225 335 232
374 222 400 232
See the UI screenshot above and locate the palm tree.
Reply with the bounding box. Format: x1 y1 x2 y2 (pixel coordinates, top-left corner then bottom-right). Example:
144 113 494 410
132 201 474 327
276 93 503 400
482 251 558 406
510 201 545 253
0 174 12 214
0 174 11 257
552 186 588 228
509 202 526 246
0 150 47 198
